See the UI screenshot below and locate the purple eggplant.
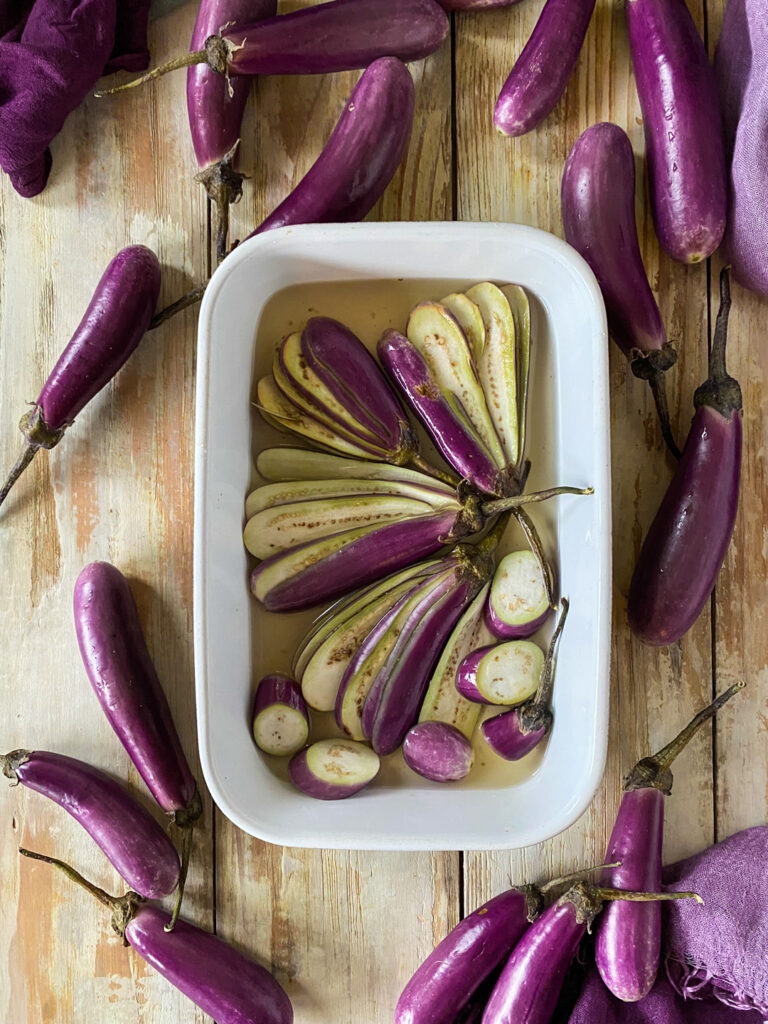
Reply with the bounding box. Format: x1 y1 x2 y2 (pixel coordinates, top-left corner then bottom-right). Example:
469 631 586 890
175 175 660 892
494 0 596 137
482 882 701 1024
2 750 179 899
628 269 741 645
289 739 380 800
97 0 447 93
480 598 568 760
456 641 545 706
252 57 415 237
395 886 543 1024
561 123 680 458
485 549 551 639
378 329 504 496
402 722 474 782
73 561 200 929
596 681 744 1002
0 245 160 513
440 0 522 7
18 850 293 1024
252 674 309 757
626 0 727 264
187 0 277 263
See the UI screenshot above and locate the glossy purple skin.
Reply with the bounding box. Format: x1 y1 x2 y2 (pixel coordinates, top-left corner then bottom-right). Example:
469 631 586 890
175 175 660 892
378 330 501 494
481 899 585 1024
395 888 533 1024
288 746 375 800
628 405 742 645
253 673 308 723
224 0 448 77
36 246 160 431
494 0 596 137
596 787 664 1002
187 0 276 171
9 751 179 899
250 57 414 237
125 906 293 1024
481 708 547 761
484 598 549 641
370 580 477 755
626 0 727 263
73 562 196 816
455 645 496 704
302 318 407 452
561 123 667 358
250 509 458 612
403 722 473 782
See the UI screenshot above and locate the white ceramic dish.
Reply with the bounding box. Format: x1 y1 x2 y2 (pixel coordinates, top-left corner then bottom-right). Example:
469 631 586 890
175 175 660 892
194 221 611 851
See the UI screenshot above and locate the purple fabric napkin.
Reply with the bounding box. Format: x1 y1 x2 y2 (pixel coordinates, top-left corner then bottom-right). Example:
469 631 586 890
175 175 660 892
568 827 768 1023
714 0 768 296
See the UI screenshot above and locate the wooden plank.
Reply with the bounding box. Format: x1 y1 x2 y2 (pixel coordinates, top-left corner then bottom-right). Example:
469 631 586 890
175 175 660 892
218 15 458 1024
454 0 715 925
0 7 213 1022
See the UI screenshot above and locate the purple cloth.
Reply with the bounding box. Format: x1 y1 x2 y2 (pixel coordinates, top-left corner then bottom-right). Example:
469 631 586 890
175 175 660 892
714 0 768 296
568 827 768 1023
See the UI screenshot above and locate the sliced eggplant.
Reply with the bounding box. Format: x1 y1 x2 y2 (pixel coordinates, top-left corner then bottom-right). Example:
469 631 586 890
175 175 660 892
289 739 380 800
485 550 551 639
466 283 519 465
455 640 544 705
246 475 456 518
504 284 532 462
440 292 486 362
252 674 309 756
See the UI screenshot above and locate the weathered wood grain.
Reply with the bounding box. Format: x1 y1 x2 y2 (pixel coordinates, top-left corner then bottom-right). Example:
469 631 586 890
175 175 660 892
0 6 212 1022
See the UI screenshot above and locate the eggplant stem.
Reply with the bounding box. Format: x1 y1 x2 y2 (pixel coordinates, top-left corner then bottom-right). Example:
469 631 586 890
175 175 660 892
530 597 569 708
540 860 621 893
409 454 460 488
653 681 745 771
166 823 194 932
648 373 682 460
594 887 703 905
0 444 38 512
94 50 207 97
710 266 732 383
150 286 206 330
482 486 593 516
19 848 118 910
512 506 555 608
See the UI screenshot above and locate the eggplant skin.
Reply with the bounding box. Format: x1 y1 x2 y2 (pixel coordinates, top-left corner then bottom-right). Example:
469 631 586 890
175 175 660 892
596 788 664 1002
561 123 667 358
125 906 293 1024
628 406 741 645
36 246 161 431
626 0 727 264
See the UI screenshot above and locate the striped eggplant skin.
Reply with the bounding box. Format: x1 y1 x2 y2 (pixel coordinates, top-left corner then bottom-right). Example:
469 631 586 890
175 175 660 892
249 57 415 237
440 0 522 7
626 0 727 264
493 0 596 137
595 788 664 1002
223 0 448 77
561 124 667 359
250 509 459 612
1 750 180 899
125 906 293 1024
395 887 541 1024
73 562 198 818
402 722 474 782
481 707 548 761
378 329 503 495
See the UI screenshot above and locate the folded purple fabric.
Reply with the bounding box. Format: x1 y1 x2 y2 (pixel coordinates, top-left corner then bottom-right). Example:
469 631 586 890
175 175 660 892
569 827 768 1023
106 0 152 73
714 0 768 295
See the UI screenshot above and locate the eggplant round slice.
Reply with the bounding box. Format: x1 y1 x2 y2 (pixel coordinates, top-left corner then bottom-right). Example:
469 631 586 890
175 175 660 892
289 739 380 800
485 550 551 639
253 674 310 757
455 641 544 705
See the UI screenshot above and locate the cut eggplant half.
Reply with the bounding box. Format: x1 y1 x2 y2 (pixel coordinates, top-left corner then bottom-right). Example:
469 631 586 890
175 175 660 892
289 739 380 800
440 292 486 363
455 640 545 705
504 284 532 463
252 674 310 757
403 721 474 782
485 550 551 639
246 476 457 518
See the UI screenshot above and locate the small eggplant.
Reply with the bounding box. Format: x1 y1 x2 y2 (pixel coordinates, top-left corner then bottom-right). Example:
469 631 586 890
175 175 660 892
252 674 309 757
481 882 702 1024
456 641 545 706
628 269 741 645
2 750 179 899
561 122 679 458
480 598 568 760
0 246 161 514
494 0 596 137
402 722 474 782
289 739 380 800
73 561 201 928
485 549 551 639
17 850 293 1024
596 681 744 1002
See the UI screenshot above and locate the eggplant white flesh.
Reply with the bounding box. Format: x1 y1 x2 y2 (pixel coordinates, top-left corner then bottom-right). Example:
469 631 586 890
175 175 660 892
418 583 492 738
252 674 309 757
456 640 544 704
440 292 486 362
406 302 506 466
504 284 532 462
403 722 474 782
485 549 551 639
289 739 380 800
246 475 456 517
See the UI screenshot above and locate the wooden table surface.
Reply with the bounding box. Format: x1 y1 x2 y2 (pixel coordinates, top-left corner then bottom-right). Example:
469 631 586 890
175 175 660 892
1 1 765 1021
